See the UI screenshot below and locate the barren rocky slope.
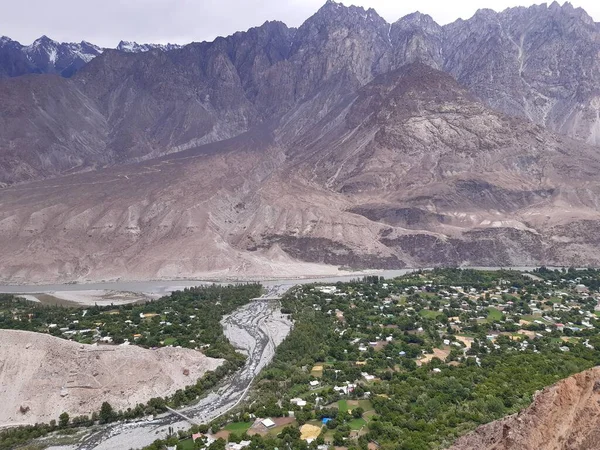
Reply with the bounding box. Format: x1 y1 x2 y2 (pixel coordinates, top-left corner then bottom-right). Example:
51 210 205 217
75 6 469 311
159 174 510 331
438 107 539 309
449 366 600 450
2 64 600 282
0 329 223 425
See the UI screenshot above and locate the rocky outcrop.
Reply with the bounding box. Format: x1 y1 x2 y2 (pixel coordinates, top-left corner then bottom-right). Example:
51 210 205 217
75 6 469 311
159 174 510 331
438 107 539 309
449 366 600 450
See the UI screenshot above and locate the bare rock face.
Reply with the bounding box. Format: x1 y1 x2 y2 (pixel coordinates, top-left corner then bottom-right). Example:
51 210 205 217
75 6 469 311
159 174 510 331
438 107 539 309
0 75 110 183
449 366 600 450
3 2 600 184
389 12 444 70
442 2 600 146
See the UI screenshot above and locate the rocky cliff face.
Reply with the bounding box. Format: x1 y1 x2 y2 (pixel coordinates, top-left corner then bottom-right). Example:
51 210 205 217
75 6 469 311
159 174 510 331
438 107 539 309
449 366 600 450
2 2 600 183
442 2 600 146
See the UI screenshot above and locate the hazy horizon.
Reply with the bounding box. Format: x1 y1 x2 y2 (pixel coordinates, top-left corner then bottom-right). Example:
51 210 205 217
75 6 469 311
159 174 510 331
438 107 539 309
1 0 598 48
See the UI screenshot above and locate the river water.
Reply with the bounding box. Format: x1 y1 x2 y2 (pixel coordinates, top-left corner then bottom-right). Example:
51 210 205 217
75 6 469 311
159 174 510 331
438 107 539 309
0 270 405 294
0 267 547 297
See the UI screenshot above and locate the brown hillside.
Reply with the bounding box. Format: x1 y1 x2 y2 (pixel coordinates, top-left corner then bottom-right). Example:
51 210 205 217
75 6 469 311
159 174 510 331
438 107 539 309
0 330 223 426
449 367 600 450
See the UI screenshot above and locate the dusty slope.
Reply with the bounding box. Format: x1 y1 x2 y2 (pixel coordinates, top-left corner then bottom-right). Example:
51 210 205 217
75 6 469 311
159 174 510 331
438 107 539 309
0 330 224 425
449 366 600 450
3 65 600 282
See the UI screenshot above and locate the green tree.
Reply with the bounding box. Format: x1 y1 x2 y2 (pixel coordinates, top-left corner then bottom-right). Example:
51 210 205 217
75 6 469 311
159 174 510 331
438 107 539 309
99 402 115 423
352 407 364 419
58 412 70 428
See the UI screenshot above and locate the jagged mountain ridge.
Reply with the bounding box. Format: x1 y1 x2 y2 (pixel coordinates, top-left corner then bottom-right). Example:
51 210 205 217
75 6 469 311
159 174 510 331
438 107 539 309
0 35 182 78
2 63 600 282
116 41 182 53
2 1 600 184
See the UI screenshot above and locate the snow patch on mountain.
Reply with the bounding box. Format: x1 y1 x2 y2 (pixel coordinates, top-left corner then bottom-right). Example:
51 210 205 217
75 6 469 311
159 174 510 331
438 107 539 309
116 40 182 53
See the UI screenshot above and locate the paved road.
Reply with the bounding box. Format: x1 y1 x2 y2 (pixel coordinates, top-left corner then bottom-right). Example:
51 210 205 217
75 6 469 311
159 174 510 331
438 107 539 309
54 298 292 450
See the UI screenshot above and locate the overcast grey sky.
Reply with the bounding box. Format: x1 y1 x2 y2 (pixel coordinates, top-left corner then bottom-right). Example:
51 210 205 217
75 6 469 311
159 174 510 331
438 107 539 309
1 0 598 47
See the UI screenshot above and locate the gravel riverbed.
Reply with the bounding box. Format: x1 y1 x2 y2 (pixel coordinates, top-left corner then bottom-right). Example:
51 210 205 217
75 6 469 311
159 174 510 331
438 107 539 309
46 298 292 450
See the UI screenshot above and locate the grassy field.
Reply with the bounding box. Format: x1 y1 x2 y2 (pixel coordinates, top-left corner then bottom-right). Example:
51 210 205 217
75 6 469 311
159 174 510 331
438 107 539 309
358 399 373 411
521 314 543 321
224 422 252 433
419 309 441 319
487 307 503 321
348 418 367 430
323 430 335 444
162 337 178 346
338 399 349 411
176 439 195 450
267 423 297 437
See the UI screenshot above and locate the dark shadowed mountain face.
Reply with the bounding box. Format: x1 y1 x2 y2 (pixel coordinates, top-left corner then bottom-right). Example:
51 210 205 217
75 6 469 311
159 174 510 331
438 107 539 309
0 35 182 78
3 1 600 280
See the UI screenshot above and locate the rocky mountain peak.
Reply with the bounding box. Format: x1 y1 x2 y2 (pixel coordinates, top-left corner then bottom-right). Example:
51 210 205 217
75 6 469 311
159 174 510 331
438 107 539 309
395 12 439 29
389 13 443 70
472 8 498 20
351 62 478 125
0 36 19 47
32 35 54 45
309 0 387 28
116 40 182 53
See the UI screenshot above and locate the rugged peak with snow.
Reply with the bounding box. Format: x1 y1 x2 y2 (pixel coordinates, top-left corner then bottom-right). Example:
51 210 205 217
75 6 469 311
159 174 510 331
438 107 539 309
0 36 181 78
116 40 182 53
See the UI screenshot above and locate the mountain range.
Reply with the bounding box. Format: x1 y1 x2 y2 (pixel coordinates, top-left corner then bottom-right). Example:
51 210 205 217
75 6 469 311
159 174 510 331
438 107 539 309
0 35 181 78
2 1 600 282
